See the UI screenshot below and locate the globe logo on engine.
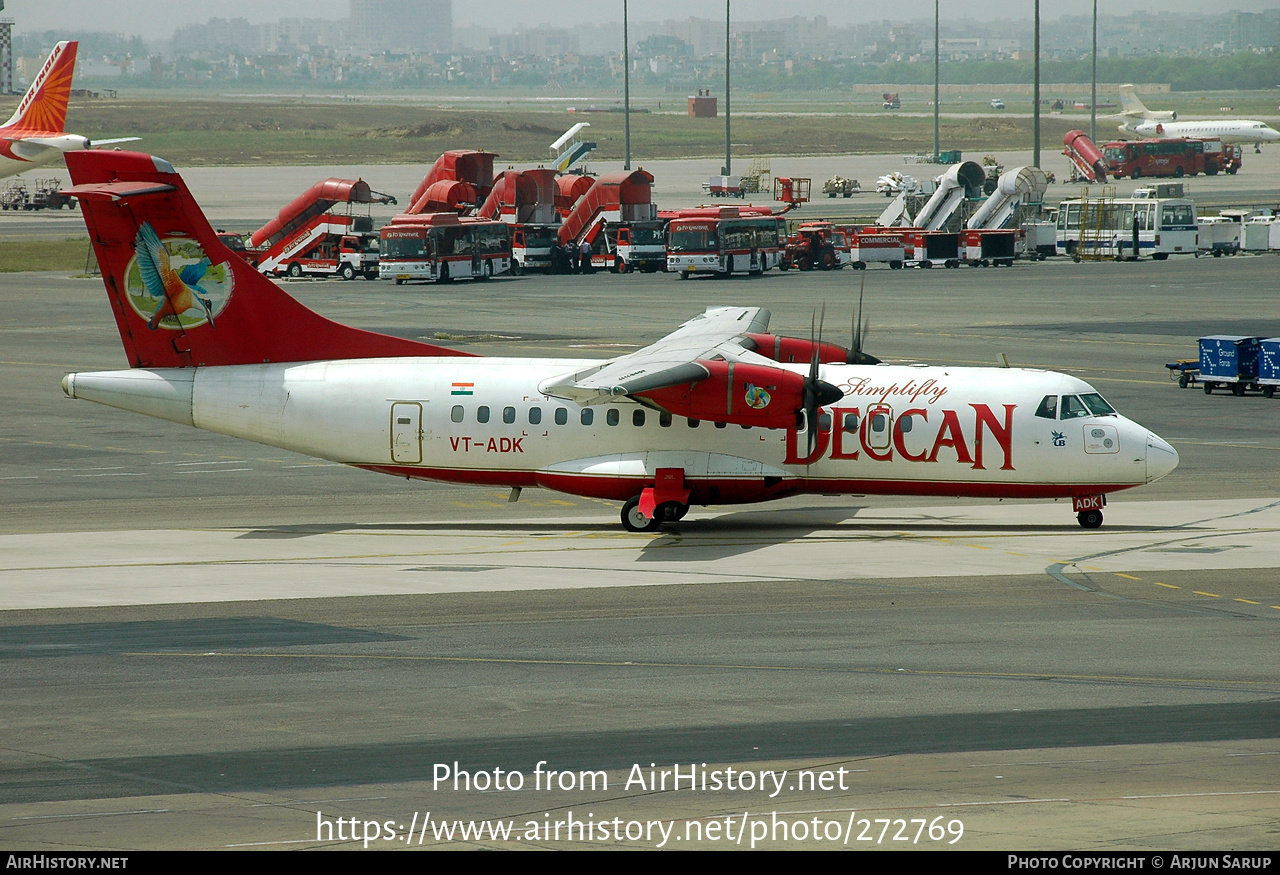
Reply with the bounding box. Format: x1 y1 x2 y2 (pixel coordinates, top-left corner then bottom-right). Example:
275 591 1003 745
744 383 771 409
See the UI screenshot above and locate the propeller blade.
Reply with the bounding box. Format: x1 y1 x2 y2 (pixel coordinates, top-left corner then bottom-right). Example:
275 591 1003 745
848 270 881 365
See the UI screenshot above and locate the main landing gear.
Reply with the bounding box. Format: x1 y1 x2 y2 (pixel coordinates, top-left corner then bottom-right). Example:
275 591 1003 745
621 467 693 532
621 496 688 532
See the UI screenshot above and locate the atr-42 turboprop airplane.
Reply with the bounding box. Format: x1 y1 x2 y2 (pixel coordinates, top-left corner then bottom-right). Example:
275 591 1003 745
1118 85 1280 153
0 41 139 180
59 151 1179 531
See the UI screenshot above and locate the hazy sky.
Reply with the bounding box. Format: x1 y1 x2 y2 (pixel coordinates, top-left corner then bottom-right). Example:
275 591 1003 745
9 0 1278 42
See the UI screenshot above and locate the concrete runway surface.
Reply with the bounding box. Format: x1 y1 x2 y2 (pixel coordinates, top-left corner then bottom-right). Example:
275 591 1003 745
0 178 1278 849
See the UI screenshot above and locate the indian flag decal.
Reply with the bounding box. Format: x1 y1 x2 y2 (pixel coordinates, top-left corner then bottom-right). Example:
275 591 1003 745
451 382 475 396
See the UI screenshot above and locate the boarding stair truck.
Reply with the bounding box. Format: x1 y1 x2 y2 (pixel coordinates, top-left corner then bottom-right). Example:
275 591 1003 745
913 161 987 232
478 168 560 274
556 169 662 274
406 150 497 215
554 173 595 222
968 166 1048 232
1063 131 1108 183
965 165 1047 264
250 178 396 280
550 123 597 174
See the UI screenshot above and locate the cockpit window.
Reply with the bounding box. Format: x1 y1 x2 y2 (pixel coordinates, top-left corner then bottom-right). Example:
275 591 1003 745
1035 395 1058 420
1080 393 1115 416
1060 395 1090 420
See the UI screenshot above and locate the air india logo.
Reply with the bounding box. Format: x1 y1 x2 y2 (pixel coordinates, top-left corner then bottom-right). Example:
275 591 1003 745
123 222 233 330
744 383 771 410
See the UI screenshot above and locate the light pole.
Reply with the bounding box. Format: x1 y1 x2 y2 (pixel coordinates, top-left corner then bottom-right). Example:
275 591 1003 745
624 0 630 170
724 0 731 176
1033 0 1041 168
933 0 939 162
1091 0 1098 144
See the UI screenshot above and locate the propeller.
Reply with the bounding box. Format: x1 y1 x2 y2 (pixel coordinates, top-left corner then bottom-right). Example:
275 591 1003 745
802 304 845 461
848 270 881 365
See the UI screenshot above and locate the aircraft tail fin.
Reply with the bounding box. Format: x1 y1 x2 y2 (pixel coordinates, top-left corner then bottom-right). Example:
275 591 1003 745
1118 84 1149 118
64 150 473 369
3 41 77 132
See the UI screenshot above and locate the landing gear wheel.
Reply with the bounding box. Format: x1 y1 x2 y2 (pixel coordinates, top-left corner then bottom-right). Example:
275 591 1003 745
621 497 662 533
1077 509 1104 529
287 262 303 278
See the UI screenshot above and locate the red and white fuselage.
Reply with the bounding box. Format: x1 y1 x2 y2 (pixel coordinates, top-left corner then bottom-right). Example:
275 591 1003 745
63 357 1177 506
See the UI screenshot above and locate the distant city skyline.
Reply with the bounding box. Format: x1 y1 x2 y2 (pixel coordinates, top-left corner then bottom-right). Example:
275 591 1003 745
11 0 1279 43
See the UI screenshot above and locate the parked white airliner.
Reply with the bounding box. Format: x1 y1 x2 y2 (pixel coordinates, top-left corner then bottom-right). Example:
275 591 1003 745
58 151 1178 531
1118 85 1280 152
0 42 138 180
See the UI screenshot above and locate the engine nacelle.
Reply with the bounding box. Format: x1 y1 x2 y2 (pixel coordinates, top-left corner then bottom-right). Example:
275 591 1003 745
743 333 852 365
634 359 812 429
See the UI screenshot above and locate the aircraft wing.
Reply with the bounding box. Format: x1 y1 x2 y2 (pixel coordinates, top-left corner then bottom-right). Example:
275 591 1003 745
539 306 775 403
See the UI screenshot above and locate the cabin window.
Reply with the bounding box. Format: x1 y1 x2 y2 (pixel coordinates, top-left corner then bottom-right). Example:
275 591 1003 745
842 413 858 432
870 412 889 434
477 406 490 424
633 409 646 427
528 407 542 425
581 408 594 426
607 408 619 426
1060 395 1090 420
450 405 464 423
898 414 913 433
554 408 568 426
1035 395 1058 420
659 412 672 428
503 406 516 424
817 412 833 432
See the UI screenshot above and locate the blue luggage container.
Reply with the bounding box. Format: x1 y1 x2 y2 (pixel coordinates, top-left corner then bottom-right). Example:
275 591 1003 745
1259 338 1280 398
1199 335 1261 395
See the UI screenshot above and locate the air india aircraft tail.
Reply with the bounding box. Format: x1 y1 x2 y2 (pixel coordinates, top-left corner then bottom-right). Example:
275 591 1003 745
63 150 473 369
2 41 77 132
